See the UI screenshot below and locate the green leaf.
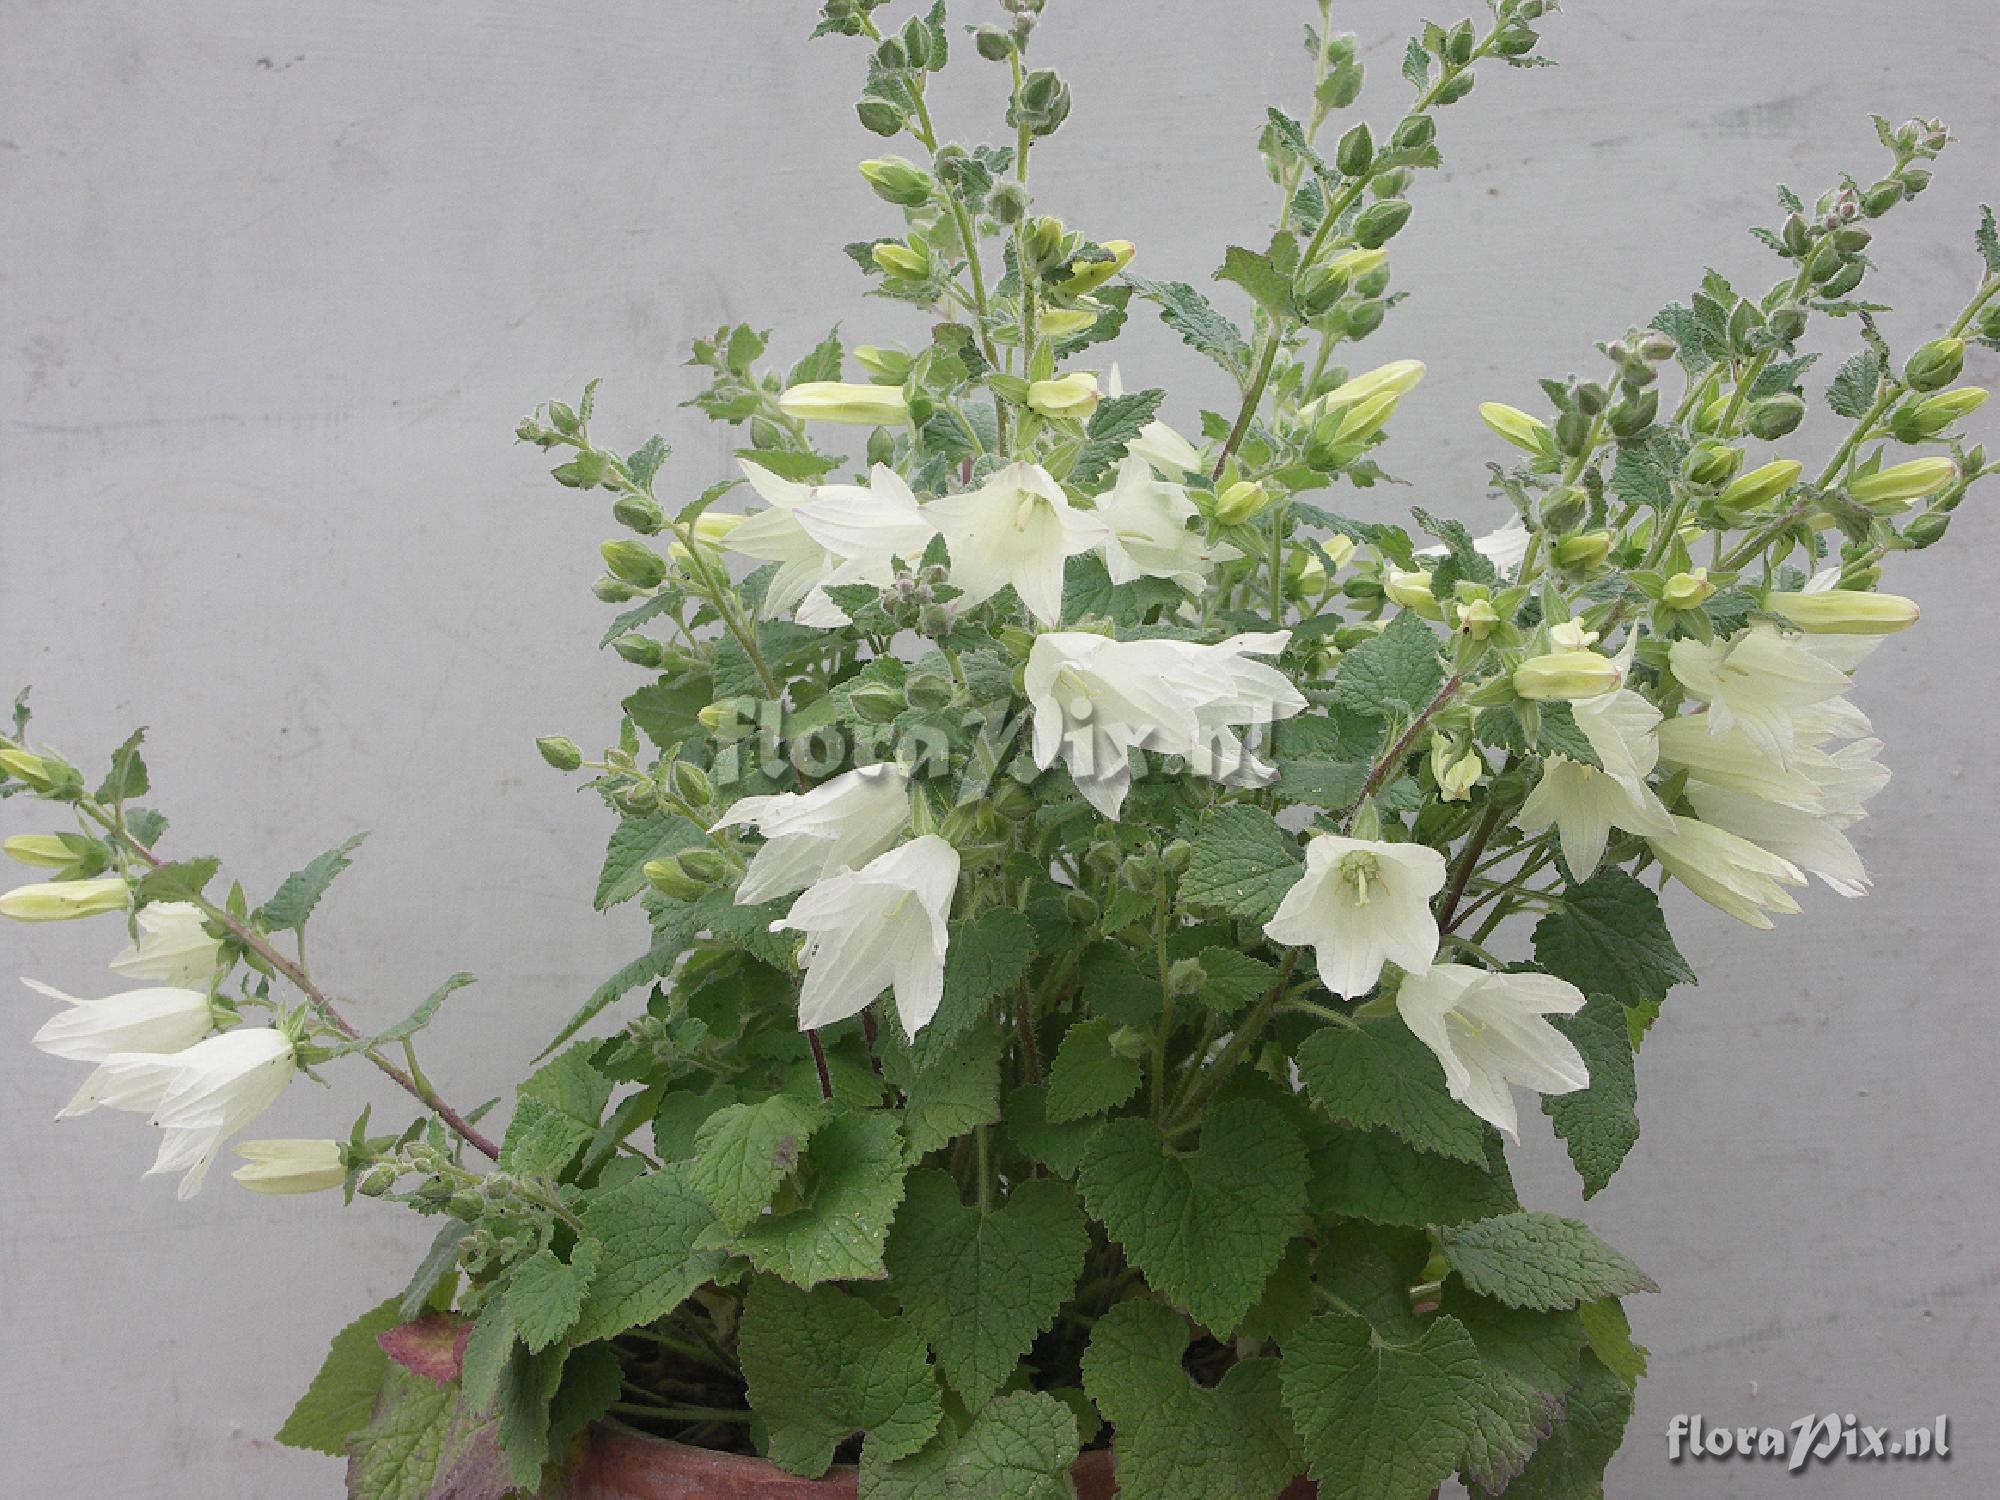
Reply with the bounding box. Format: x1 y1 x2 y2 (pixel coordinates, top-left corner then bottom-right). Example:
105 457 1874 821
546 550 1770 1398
1281 1312 1484 1500
1043 1017 1143 1123
859 1390 1080 1500
1305 1122 1519 1227
688 1094 833 1232
538 919 693 1061
1179 805 1300 923
1749 352 1818 400
625 434 670 487
1440 1213 1658 1312
1126 276 1250 375
571 1163 730 1344
94 728 149 804
1216 244 1296 318
495 1339 569 1486
1071 389 1165 489
344 1364 461 1500
1978 204 2000 277
1298 1018 1489 1165
1401 36 1432 89
1081 1300 1301 1500
507 1241 603 1354
135 856 219 905
1606 429 1688 512
1077 1098 1307 1334
1264 108 1337 189
548 1341 624 1453
787 325 844 386
738 1276 943 1478
1188 947 1279 1014
1531 869 1695 1007
595 813 707 910
502 1043 610 1178
1826 348 1884 418
893 1022 1005 1154
257 833 366 932
1442 1287 1591 1493
330 972 475 1058
909 909 1036 1067
1002 1083 1097 1178
885 1171 1089 1407
1577 1297 1649 1390
1472 1352 1632 1500
1541 997 1639 1198
624 673 712 750
1333 611 1446 720
276 1298 400 1455
730 1111 910 1287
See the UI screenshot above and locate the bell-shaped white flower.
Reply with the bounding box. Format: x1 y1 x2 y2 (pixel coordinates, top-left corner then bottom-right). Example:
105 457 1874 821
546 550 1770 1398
926 462 1107 626
27 979 211 1062
1516 688 1674 879
1092 455 1240 591
1647 814 1805 929
1263 834 1448 999
1669 625 1856 768
1655 714 1822 809
1395 964 1590 1138
1810 736 1890 822
787 464 937 598
233 1138 347 1195
1107 364 1204 478
715 763 911 906
775 835 959 1035
1684 782 1870 898
724 461 844 627
1025 631 1305 818
109 901 222 989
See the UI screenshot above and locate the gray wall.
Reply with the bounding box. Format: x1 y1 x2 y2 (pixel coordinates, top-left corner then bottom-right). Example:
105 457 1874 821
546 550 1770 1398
3 2 1994 1495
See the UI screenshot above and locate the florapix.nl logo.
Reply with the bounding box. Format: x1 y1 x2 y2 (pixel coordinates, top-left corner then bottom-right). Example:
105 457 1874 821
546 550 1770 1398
1668 1413 1951 1473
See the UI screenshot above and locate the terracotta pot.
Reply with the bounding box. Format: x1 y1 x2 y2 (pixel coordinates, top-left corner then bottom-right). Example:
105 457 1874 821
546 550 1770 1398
568 1422 1319 1498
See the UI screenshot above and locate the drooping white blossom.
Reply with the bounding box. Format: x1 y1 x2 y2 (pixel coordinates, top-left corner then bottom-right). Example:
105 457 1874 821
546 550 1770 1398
1025 631 1305 818
787 464 937 597
26 979 211 1062
109 901 222 989
775 835 959 1035
1647 814 1806 929
1092 455 1240 591
1107 364 1204 478
1517 688 1675 878
1263 834 1448 1000
926 462 1107 627
723 461 842 625
1395 964 1590 1138
715 763 912 906
1669 624 1857 767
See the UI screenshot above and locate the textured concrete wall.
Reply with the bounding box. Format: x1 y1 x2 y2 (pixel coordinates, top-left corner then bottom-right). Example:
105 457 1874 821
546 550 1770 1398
2 2 1994 1495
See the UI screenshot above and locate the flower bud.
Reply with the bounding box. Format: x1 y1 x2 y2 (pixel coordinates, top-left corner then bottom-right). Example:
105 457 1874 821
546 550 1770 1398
1553 531 1612 571
1024 216 1067 267
1479 402 1554 457
853 346 912 383
1765 589 1920 635
1512 650 1622 702
988 181 1030 224
593 576 640 603
356 1164 400 1197
1302 359 1425 424
612 492 665 536
1062 239 1134 295
1353 198 1414 249
1608 389 1659 437
1903 338 1965 393
1384 569 1444 620
905 671 955 710
855 99 903 137
643 855 708 901
1747 393 1806 440
1430 736 1483 801
676 848 731 884
1902 511 1951 548
535 736 583 772
1026 371 1101 420
1159 838 1193 875
1167 957 1206 999
849 681 905 724
669 511 744 567
1716 458 1802 512
668 761 713 807
601 539 668 589
3 834 86 870
1064 890 1100 927
974 24 1012 60
871 241 932 280
1286 549 1327 599
612 633 666 668
233 1139 346 1196
1892 386 1987 441
858 156 933 208
778 381 911 427
1214 479 1275 525
1539 487 1587 534
0 876 127 923
1847 456 1957 513
1661 568 1717 610
1456 596 1501 640
1334 391 1400 445
1039 307 1099 340
1682 442 1743 487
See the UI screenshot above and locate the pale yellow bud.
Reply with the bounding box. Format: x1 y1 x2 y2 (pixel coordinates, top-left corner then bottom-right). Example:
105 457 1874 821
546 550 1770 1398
1301 358 1427 424
777 381 911 426
232 1139 347 1196
1384 569 1444 620
1039 307 1099 340
669 511 745 564
1479 402 1554 456
1547 620 1600 650
1334 391 1401 444
0 876 127 923
1513 650 1623 702
4 835 81 869
1320 533 1358 569
1662 568 1717 610
1457 597 1501 639
1026 371 1101 421
1213 479 1275 525
1717 459 1803 512
1847 457 1958 513
1287 551 1327 597
1765 589 1920 635
1430 736 1483 801
1062 240 1135 295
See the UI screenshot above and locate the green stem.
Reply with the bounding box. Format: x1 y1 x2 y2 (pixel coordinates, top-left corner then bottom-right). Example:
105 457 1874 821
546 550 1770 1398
1342 675 1464 831
1168 951 1297 1131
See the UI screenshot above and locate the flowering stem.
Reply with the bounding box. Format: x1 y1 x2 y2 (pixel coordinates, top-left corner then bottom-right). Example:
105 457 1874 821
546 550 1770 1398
1342 675 1464 831
74 795 501 1161
806 1028 834 1100
1435 793 1509 932
1013 981 1043 1083
1167 950 1298 1133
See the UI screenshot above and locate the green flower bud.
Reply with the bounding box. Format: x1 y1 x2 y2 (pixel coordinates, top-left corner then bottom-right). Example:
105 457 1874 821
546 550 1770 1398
1661 568 1716 610
1847 456 1957 513
1765 589 1919 635
1064 890 1100 926
1554 409 1592 458
1106 1025 1151 1062
1768 306 1809 345
1334 390 1399 444
778 381 911 426
1120 853 1159 893
1901 511 1951 548
1353 198 1414 249
1479 402 1554 457
356 1164 400 1197
1608 389 1659 437
859 156 933 207
669 760 713 807
1860 178 1904 217
1512 650 1622 702
1347 300 1387 338
1214 479 1275 525
612 492 665 535
856 98 903 137
1682 442 1743 487
1716 458 1802 512
871 240 932 280
535 736 583 772
3 834 88 869
643 855 707 901
974 25 1012 60
1553 531 1612 571
849 681 905 724
592 575 640 604
1167 957 1206 999
601 539 668 589
1334 122 1374 178
1391 114 1436 151
988 181 1030 224
1747 393 1807 440
1892 386 1988 441
1384 569 1444 620
1903 337 1965 392
1024 215 1067 267
612 633 666 668
1818 256 1866 298
677 848 730 883
905 671 954 710
1159 838 1192 875
1538 486 1587 534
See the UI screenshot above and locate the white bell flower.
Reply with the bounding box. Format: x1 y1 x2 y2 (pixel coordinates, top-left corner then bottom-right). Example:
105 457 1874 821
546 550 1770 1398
1263 833 1448 1000
926 462 1107 626
1106 364 1204 478
1092 455 1241 591
786 464 938 597
1655 714 1823 809
775 834 959 1035
232 1138 347 1195
1647 815 1806 929
109 901 222 989
1669 625 1856 768
1516 688 1674 879
1394 964 1590 1138
724 461 844 627
1810 736 1890 822
1684 782 1871 898
27 979 211 1062
1025 631 1305 818
714 763 912 906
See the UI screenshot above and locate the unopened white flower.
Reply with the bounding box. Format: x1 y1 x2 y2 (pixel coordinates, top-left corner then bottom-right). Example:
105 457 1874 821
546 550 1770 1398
1107 365 1204 478
1548 619 1600 651
1430 737 1483 802
715 763 911 905
26 979 211 1062
1092 455 1240 591
1395 964 1590 1139
1669 625 1855 767
1 877 127 924
1647 815 1805 929
788 464 937 597
1263 834 1447 1000
722 461 841 625
1517 689 1674 879
1025 631 1305 818
232 1138 347 1195
776 835 959 1035
926 462 1107 626
109 901 222 989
